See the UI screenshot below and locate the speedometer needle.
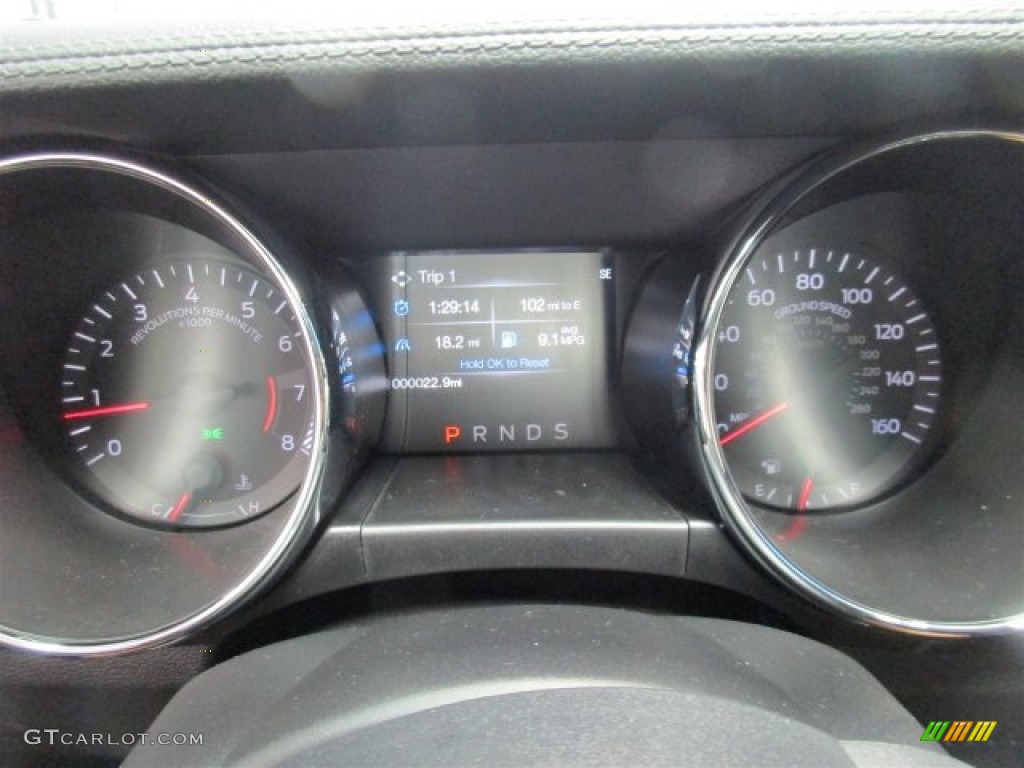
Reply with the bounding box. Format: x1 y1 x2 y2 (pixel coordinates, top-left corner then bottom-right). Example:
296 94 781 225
63 401 152 421
719 402 789 447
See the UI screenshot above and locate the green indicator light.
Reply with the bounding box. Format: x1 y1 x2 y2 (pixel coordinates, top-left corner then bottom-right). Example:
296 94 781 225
202 427 225 441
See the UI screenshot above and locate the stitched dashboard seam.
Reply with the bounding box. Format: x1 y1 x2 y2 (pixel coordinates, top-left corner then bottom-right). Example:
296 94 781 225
5 10 1024 61
6 23 1023 63
2 20 1024 89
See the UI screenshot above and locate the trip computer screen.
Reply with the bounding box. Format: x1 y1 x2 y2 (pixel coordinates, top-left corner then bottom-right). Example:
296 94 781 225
375 250 614 452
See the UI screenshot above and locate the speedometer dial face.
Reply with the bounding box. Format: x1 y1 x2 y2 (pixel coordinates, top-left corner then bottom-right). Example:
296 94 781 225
711 248 942 511
61 260 316 528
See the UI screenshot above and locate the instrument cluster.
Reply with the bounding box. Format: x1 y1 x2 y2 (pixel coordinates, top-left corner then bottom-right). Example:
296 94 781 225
1 131 1022 653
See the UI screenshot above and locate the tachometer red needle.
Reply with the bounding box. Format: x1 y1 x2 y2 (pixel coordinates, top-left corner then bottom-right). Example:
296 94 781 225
167 492 192 523
797 478 814 512
719 402 789 447
262 375 278 433
63 401 151 421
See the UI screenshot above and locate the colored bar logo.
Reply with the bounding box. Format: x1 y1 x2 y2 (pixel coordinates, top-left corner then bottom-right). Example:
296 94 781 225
921 721 997 742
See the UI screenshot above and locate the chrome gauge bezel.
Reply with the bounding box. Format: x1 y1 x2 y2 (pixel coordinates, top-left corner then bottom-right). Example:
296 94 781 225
693 130 1024 637
0 151 330 655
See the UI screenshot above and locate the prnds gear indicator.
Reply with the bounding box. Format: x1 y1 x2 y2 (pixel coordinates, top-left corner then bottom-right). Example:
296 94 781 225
378 251 614 452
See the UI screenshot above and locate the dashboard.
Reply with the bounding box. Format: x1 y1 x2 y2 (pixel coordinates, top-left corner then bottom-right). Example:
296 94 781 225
1 6 1023 768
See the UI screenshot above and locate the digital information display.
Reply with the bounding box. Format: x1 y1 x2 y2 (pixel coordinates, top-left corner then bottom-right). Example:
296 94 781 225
376 250 615 452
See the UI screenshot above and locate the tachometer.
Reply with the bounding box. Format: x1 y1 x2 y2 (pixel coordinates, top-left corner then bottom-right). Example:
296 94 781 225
61 259 316 528
710 248 941 510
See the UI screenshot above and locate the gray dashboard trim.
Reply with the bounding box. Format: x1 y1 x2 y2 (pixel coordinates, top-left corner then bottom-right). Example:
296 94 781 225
356 453 688 582
2 9 1024 93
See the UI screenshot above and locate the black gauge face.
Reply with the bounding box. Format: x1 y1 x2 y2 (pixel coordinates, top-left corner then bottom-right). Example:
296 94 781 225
61 260 316 528
711 248 942 511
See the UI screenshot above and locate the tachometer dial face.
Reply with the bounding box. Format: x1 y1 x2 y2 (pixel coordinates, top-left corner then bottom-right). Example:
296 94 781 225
711 249 942 511
61 260 316 528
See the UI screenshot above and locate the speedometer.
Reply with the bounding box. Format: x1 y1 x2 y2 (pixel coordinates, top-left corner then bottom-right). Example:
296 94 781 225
710 248 942 511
